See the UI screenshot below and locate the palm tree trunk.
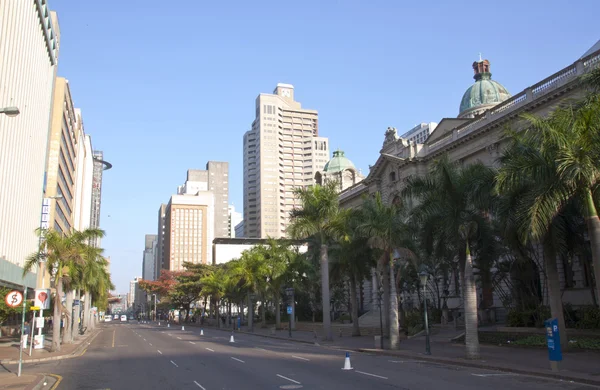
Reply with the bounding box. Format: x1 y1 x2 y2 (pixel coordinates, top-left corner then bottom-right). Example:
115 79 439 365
52 279 63 352
320 244 333 341
463 243 480 359
275 294 281 329
389 260 400 350
247 293 253 332
543 244 568 351
72 290 80 340
83 291 91 329
228 301 232 329
584 190 600 304
349 275 360 337
381 257 391 342
63 290 73 344
216 300 221 328
260 293 267 327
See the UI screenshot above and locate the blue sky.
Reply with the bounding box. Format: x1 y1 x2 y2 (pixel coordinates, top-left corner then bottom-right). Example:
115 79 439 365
49 0 599 292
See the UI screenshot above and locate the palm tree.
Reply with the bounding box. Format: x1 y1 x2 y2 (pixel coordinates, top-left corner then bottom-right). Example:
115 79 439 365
24 228 104 352
288 180 347 341
231 248 268 331
261 239 293 329
355 192 414 349
403 156 496 358
201 269 225 328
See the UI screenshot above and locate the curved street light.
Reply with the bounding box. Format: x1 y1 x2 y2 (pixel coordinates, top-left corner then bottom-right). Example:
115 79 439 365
0 106 20 117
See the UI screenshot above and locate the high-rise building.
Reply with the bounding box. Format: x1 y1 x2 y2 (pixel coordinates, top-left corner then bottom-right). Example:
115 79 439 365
234 221 244 239
72 110 94 232
142 234 157 280
0 3 59 289
90 150 108 247
400 122 438 144
155 204 166 279
243 83 329 238
129 277 144 310
228 205 243 238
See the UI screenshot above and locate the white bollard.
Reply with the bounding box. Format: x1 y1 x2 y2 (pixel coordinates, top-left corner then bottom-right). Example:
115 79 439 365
342 352 353 370
200 329 204 336
229 333 235 343
168 323 170 328
182 325 185 331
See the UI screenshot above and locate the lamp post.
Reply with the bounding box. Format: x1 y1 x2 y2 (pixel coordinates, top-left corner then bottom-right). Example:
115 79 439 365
285 288 294 338
419 267 431 355
0 106 20 117
152 294 157 322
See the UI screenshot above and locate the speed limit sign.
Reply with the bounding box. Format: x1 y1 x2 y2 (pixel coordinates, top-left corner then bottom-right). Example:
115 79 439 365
5 290 23 307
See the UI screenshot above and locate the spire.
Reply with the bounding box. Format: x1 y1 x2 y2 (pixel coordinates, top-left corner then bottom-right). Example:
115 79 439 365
472 58 491 81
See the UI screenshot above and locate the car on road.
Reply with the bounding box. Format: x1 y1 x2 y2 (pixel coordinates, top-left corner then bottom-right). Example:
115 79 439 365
113 314 119 320
104 316 112 322
120 315 127 321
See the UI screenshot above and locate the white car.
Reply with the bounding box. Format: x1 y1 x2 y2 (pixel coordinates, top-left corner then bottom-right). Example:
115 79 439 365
120 315 127 321
104 316 112 322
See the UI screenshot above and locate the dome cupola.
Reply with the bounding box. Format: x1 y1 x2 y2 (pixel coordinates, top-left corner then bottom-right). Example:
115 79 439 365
458 58 511 118
323 150 356 173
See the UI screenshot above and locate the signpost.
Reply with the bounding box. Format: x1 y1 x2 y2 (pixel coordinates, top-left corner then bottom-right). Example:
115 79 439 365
544 318 562 372
285 288 294 338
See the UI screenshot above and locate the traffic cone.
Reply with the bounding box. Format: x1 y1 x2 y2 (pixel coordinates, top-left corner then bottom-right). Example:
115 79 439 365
167 323 170 328
229 333 235 343
182 325 185 331
158 321 161 326
200 329 204 336
342 352 353 370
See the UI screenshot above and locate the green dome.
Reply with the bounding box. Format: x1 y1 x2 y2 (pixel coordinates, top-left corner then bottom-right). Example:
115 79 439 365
458 59 511 118
323 150 356 173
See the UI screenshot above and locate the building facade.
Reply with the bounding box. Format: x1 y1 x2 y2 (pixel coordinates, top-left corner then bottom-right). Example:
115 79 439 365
90 150 106 247
339 50 600 323
400 122 438 144
155 204 166 279
228 205 242 238
72 111 94 232
315 150 364 192
243 83 329 238
212 237 307 265
164 192 215 271
0 2 59 289
142 234 157 281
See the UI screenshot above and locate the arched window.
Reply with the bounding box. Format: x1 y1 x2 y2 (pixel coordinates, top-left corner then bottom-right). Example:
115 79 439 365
389 171 396 182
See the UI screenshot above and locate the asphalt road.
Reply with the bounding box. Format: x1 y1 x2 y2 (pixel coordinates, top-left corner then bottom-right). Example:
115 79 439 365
9 322 596 390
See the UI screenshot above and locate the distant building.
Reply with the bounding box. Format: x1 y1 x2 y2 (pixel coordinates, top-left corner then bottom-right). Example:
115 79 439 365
142 234 157 281
155 204 166 279
234 220 244 239
400 122 438 144
243 83 329 238
90 150 111 248
129 277 145 311
212 237 308 265
228 205 242 238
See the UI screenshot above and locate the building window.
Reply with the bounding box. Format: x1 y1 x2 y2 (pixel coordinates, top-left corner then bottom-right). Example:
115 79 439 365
389 171 396 182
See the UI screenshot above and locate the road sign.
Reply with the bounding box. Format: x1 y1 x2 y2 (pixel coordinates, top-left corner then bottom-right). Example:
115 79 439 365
34 289 50 309
30 306 40 311
5 290 23 308
287 306 293 315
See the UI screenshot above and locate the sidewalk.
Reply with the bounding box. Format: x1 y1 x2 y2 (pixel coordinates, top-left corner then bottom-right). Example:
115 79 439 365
183 322 600 386
0 328 100 365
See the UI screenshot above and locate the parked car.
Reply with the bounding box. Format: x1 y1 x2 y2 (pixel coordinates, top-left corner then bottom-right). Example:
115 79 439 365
120 315 127 321
104 316 112 322
113 314 119 320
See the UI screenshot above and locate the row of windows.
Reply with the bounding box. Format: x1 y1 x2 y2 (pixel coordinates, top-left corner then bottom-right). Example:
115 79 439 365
57 168 73 202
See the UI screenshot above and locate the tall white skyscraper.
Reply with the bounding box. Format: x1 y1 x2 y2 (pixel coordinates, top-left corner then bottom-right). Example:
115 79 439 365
243 83 329 238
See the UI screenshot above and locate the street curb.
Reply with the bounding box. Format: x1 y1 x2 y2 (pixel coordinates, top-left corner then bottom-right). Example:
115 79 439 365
29 373 59 390
0 328 102 365
352 348 600 387
185 324 321 346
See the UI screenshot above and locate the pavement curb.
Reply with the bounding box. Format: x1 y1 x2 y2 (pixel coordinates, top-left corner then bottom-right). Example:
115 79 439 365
185 324 321 346
0 328 101 365
353 348 600 387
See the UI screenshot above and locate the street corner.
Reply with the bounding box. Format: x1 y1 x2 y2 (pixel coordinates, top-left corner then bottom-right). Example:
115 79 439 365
30 374 62 390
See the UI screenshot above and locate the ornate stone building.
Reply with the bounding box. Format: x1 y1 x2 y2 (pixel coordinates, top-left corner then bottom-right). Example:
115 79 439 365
315 150 364 192
341 47 600 325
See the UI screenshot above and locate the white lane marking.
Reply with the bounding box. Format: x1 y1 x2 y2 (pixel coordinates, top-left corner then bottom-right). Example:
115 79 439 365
230 357 245 363
170 360 179 367
276 374 301 384
291 355 310 361
388 360 427 364
189 341 196 345
143 338 146 341
157 350 163 355
206 348 214 352
194 381 206 390
356 371 388 379
471 373 516 377
255 347 269 352
149 343 153 346
176 337 182 340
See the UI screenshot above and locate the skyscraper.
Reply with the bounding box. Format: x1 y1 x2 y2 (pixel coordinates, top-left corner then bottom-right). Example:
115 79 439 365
90 150 111 247
0 3 59 289
155 204 166 279
142 234 157 281
243 83 329 238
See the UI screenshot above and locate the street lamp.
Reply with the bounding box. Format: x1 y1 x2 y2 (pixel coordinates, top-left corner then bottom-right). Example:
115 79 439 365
0 106 20 117
285 288 294 338
377 283 384 349
152 294 157 322
419 266 431 355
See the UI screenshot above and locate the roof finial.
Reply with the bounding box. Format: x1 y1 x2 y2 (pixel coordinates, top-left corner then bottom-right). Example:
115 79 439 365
479 52 482 62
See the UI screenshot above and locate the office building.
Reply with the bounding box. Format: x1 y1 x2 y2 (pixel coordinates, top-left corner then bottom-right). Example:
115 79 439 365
400 122 438 144
129 277 144 310
234 220 244 239
90 150 111 248
228 205 242 238
243 83 329 238
72 110 94 232
0 3 59 289
142 234 157 281
155 204 166 279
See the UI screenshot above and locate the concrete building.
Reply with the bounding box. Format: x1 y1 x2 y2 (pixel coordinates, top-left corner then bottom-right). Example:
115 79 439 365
234 220 244 238
315 150 364 192
228 205 243 238
339 49 600 326
142 234 157 281
72 111 94 232
90 150 111 248
0 2 59 289
212 237 308 265
155 204 166 279
164 189 215 271
129 277 144 311
243 83 329 238
400 122 438 144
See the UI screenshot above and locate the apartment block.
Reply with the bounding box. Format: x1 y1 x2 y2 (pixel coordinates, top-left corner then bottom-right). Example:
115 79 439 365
243 83 329 238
